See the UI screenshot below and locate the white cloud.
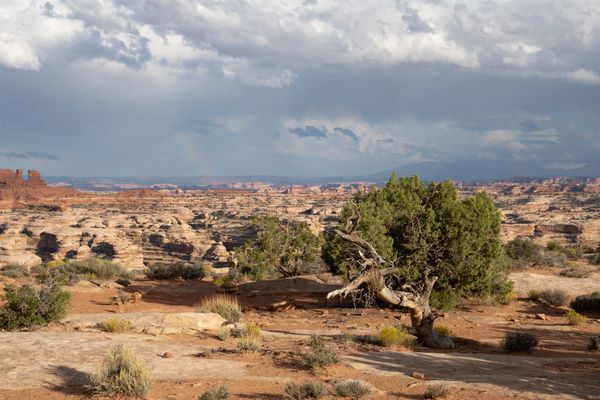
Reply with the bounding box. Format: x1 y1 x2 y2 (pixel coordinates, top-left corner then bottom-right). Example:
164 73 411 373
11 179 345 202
1 0 599 87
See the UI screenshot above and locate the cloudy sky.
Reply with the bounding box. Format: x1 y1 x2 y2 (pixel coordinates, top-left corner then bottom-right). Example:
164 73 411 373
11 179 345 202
0 0 599 177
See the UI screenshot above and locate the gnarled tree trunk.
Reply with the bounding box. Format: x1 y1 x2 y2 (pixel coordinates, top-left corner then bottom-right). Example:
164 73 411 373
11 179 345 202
327 227 455 349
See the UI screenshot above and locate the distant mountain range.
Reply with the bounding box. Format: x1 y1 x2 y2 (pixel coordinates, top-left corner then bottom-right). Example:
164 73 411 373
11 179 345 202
46 160 600 190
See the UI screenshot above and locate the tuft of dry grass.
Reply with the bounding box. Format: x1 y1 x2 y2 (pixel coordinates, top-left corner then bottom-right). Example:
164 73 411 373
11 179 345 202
99 318 131 332
198 294 241 323
378 326 416 348
564 310 586 325
90 344 151 398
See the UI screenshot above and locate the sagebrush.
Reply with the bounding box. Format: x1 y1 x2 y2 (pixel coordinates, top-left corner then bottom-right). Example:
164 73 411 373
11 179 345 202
145 262 205 280
199 385 230 400
424 384 450 399
198 294 241 323
301 335 339 372
570 292 600 313
502 331 538 353
539 288 569 306
333 380 371 400
284 381 326 400
90 344 151 398
0 282 70 330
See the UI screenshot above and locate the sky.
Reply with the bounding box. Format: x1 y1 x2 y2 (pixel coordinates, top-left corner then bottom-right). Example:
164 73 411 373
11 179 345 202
0 0 599 178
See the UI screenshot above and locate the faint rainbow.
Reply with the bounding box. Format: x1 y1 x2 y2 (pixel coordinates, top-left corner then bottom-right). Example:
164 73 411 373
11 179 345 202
173 131 214 178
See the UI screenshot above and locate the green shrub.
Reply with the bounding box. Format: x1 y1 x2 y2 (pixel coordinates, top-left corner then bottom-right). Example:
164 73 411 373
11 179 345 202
588 335 600 351
502 331 538 353
0 282 70 330
65 258 130 279
284 381 326 400
199 385 230 400
564 310 586 325
539 288 569 306
570 292 600 313
424 384 450 399
333 380 371 400
90 344 151 398
430 290 460 311
506 239 541 267
378 326 415 348
301 335 339 372
144 262 205 280
198 294 241 323
99 318 132 332
546 241 562 252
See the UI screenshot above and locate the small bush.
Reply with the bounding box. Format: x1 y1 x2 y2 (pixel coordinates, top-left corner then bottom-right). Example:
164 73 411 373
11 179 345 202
243 321 261 337
200 385 230 400
217 326 231 341
145 262 205 280
333 380 371 400
116 277 132 287
284 381 326 400
506 239 541 267
588 254 600 265
66 258 130 279
198 294 241 323
539 288 569 306
546 241 561 252
0 263 29 279
588 335 600 351
90 344 151 398
301 335 339 372
527 289 542 301
433 324 453 337
570 292 600 313
424 384 450 399
378 326 415 348
559 268 592 278
99 318 132 332
430 290 460 311
237 335 261 351
502 331 538 353
564 310 586 325
0 282 70 330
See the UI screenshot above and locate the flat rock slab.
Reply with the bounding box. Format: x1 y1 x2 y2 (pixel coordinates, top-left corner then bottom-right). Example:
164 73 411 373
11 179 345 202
62 312 226 335
345 351 600 400
0 332 247 389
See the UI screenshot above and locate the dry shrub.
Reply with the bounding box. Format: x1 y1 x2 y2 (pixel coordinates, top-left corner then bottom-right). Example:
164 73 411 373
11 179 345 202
237 334 261 351
539 288 569 306
217 326 231 341
424 384 450 399
199 385 230 400
145 262 205 280
90 344 151 398
589 335 600 351
559 268 592 278
284 381 326 399
301 335 339 372
99 318 132 332
378 326 415 348
527 289 542 301
433 324 453 337
502 331 538 353
198 294 241 323
333 380 371 400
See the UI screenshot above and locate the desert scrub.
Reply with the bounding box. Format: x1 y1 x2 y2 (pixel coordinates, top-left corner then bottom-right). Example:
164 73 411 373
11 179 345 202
588 335 600 351
0 282 70 330
564 310 586 325
99 317 132 332
199 385 230 400
539 288 569 306
378 326 415 348
333 380 371 400
65 258 130 279
90 344 151 398
0 263 29 279
433 324 453 337
301 335 339 372
502 331 538 353
424 384 450 399
284 381 326 400
570 292 600 313
232 321 261 338
237 334 261 351
198 294 241 323
144 262 205 280
217 326 231 341
527 289 542 301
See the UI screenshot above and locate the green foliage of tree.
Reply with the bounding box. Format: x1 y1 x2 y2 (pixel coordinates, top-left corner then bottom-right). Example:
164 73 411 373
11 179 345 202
235 216 323 280
323 175 511 307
